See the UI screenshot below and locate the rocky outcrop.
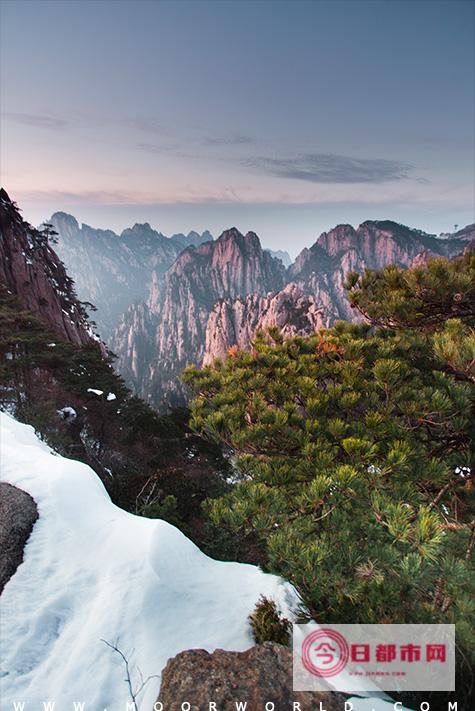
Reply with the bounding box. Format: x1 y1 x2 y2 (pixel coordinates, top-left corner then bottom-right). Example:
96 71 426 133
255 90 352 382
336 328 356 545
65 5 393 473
410 250 433 269
111 301 157 393
0 189 96 347
113 220 470 410
442 223 475 242
204 283 326 364
114 228 286 407
289 220 467 324
46 208 470 411
0 482 38 594
49 213 213 341
156 642 346 711
265 248 292 268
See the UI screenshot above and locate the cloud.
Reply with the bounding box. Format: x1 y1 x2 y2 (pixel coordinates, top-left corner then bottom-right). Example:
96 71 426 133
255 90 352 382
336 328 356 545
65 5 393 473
14 186 257 206
202 134 255 147
127 117 164 134
3 112 69 129
137 142 183 155
16 189 143 205
245 152 412 184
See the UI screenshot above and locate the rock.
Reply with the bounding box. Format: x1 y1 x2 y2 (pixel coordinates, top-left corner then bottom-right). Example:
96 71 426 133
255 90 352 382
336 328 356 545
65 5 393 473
0 482 38 594
0 189 97 347
410 250 434 269
289 219 468 326
265 249 293 268
204 283 326 364
156 642 346 711
49 213 212 341
113 227 286 408
61 214 472 411
450 223 475 242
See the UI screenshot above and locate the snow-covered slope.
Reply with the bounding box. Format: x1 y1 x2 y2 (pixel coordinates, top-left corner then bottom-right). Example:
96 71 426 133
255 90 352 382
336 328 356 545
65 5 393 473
0 413 406 711
0 413 296 710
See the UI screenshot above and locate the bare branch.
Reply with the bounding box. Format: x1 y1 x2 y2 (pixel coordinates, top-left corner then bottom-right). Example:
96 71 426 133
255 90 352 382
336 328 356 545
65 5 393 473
101 638 159 710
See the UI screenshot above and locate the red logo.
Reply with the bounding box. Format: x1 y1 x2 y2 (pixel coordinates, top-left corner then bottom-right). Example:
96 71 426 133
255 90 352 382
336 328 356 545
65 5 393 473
301 629 349 677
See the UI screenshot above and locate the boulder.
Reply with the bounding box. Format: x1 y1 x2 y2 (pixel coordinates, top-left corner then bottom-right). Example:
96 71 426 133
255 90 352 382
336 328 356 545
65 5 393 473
156 642 346 711
0 482 38 593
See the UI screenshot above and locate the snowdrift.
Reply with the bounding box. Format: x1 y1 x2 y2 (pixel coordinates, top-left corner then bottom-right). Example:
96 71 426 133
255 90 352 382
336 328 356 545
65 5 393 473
0 412 296 709
0 413 403 711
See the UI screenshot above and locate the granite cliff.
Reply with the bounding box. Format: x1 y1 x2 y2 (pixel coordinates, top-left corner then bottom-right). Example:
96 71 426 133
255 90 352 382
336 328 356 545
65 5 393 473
113 227 287 406
0 190 95 347
47 207 471 410
49 212 212 340
113 220 469 409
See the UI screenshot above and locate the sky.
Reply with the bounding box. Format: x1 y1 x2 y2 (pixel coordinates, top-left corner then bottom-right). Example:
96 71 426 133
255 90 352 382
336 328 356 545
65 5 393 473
0 0 474 255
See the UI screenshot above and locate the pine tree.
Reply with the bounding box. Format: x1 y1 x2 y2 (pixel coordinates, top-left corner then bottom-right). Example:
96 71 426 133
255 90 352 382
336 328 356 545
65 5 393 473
183 253 475 666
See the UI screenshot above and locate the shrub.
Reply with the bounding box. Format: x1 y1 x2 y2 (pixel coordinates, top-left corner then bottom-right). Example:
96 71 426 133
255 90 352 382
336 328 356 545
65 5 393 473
248 596 291 646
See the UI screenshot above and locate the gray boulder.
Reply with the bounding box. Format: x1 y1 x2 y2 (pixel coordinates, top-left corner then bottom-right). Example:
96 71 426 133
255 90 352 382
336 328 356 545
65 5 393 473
156 641 346 711
0 482 38 594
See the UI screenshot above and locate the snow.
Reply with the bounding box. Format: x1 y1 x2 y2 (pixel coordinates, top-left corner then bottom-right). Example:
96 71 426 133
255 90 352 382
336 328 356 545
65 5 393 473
57 406 77 420
87 387 103 396
0 413 295 710
106 392 117 401
0 413 407 711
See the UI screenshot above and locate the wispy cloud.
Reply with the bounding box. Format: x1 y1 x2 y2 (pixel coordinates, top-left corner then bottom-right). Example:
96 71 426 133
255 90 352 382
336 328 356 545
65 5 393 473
14 186 257 206
17 189 143 205
127 117 164 134
3 112 69 130
245 152 413 184
137 142 183 155
202 134 254 147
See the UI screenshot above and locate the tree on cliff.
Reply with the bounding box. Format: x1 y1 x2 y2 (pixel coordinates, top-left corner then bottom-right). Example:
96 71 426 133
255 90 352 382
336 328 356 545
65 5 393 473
183 253 475 659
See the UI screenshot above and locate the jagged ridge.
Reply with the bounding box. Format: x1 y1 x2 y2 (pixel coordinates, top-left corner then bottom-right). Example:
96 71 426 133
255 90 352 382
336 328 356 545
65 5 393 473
48 212 213 340
0 189 97 347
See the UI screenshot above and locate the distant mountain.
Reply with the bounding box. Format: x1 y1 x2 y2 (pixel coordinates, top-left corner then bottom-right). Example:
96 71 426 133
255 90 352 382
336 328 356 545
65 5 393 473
46 207 471 411
0 190 95 347
286 220 467 324
440 223 475 242
112 219 469 409
265 249 292 268
48 213 213 340
170 230 214 251
112 228 287 407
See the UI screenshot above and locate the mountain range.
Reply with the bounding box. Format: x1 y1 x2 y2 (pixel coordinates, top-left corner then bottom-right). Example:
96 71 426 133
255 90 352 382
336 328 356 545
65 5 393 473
9 196 469 410
48 212 213 341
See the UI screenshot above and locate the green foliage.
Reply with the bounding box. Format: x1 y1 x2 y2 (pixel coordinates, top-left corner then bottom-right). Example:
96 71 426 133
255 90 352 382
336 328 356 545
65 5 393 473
142 495 183 527
184 255 475 663
432 319 475 384
248 596 291 646
346 251 475 330
0 289 232 545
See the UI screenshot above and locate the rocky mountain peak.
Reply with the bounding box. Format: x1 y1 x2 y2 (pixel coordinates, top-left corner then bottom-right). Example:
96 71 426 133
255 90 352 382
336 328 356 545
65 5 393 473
212 227 264 265
120 222 165 240
43 204 473 412
47 213 216 340
114 225 287 407
169 230 214 250
203 281 327 365
0 190 97 347
452 223 475 241
49 212 80 233
316 223 357 256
